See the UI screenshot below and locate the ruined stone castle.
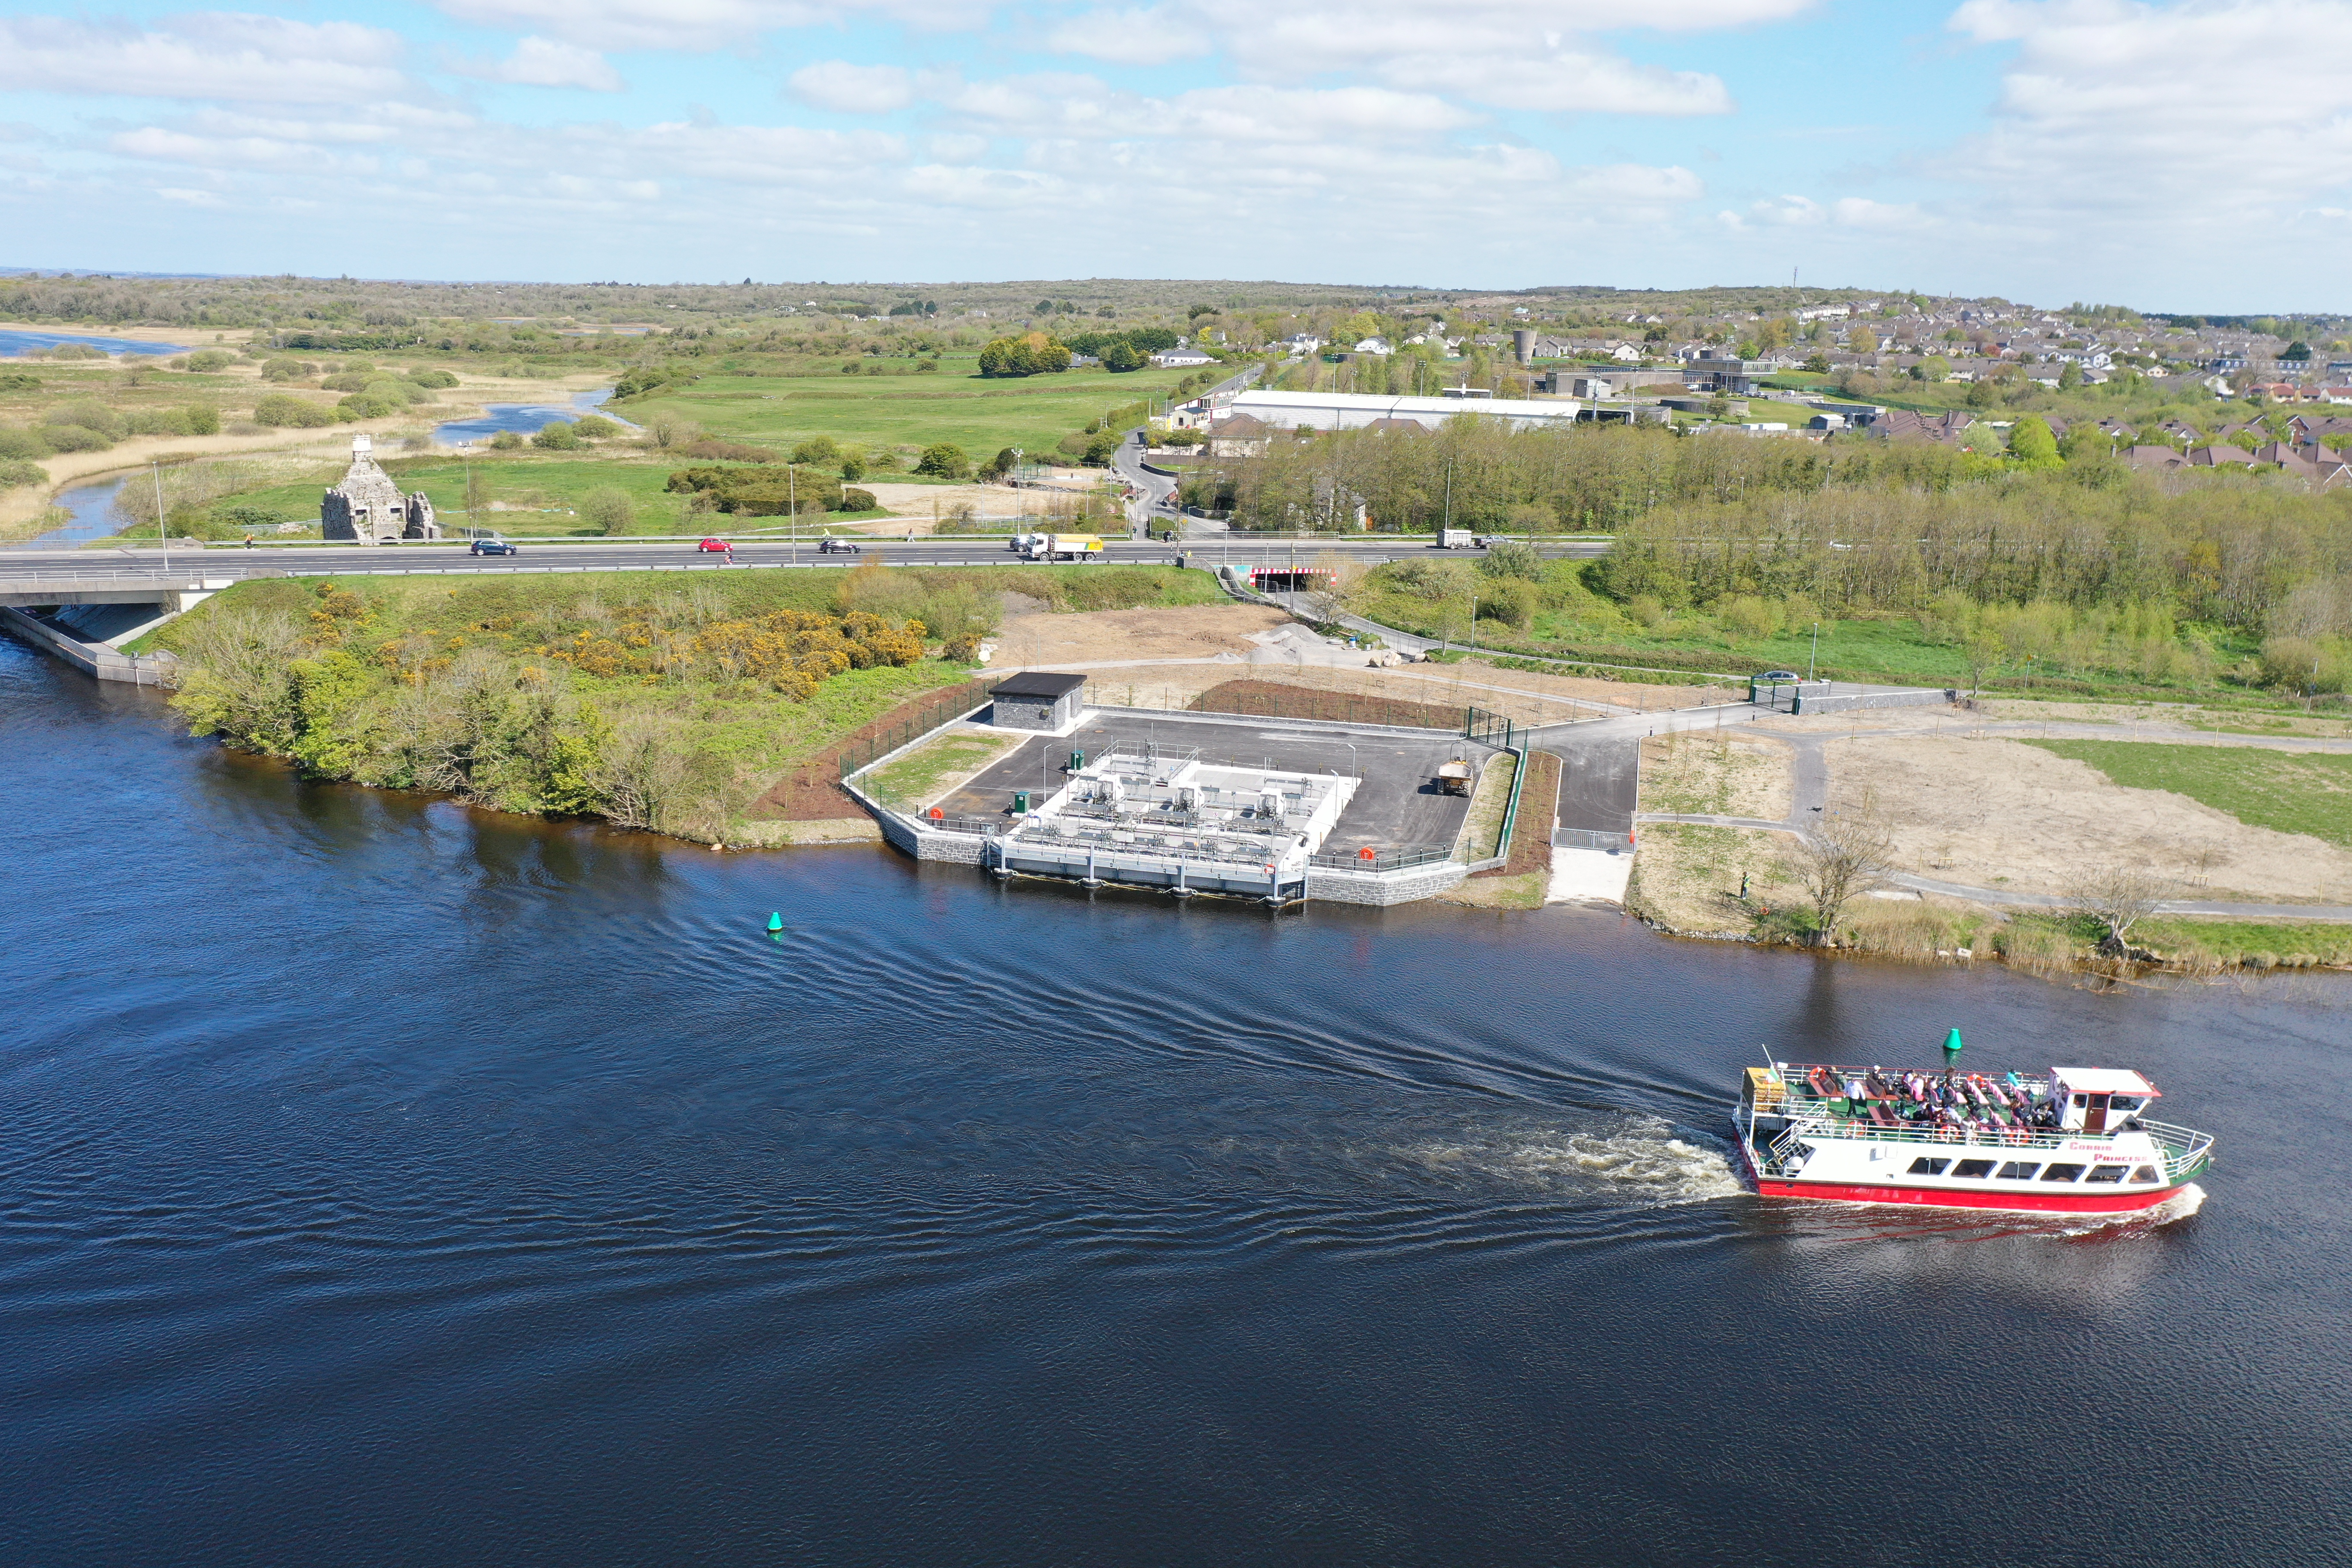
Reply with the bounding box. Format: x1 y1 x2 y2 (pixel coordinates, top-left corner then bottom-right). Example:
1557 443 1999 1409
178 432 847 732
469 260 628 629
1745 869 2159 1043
322 435 439 543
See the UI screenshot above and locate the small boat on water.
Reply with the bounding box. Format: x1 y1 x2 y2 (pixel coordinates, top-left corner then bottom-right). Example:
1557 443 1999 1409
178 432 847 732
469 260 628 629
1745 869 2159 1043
1733 1048 2214 1213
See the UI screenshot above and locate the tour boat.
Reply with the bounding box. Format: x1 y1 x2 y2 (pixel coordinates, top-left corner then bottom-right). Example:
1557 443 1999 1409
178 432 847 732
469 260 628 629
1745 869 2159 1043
1732 1053 2213 1213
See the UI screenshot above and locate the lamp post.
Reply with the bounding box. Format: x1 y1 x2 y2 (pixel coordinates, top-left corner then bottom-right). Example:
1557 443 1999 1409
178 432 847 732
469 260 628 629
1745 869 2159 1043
153 460 168 574
1807 621 1819 682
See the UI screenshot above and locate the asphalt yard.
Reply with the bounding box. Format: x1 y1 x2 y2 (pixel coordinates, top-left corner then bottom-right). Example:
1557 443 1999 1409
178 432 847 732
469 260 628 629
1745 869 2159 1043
931 713 1491 855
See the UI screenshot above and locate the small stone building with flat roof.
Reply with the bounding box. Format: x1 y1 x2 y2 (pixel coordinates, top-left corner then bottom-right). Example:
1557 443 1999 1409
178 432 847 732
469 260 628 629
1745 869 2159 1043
322 435 440 543
989 671 1087 730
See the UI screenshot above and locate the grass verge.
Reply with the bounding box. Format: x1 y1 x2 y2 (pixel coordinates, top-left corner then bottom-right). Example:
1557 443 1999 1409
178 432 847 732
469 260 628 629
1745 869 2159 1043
2021 739 2352 848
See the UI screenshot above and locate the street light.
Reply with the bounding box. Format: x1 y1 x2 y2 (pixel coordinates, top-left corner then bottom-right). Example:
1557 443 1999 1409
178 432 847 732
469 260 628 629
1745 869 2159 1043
152 460 168 574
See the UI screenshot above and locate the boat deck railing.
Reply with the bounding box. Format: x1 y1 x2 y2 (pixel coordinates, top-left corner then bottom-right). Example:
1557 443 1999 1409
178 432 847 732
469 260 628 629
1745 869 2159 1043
1764 1106 2213 1182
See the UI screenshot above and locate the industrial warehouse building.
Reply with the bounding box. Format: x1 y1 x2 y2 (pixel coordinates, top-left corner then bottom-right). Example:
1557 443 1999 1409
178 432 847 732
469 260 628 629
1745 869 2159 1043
1185 389 1585 435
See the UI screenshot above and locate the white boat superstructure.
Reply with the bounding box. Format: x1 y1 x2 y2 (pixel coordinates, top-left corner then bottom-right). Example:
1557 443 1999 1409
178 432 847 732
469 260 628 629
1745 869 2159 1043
1733 1061 2214 1213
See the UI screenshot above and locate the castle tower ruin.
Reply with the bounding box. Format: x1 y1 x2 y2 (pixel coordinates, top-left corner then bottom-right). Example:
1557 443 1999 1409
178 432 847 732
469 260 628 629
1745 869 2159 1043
322 435 439 543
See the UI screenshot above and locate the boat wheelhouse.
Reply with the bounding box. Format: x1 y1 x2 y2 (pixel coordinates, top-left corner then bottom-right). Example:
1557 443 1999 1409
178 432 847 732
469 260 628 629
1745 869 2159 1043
1733 1061 2213 1213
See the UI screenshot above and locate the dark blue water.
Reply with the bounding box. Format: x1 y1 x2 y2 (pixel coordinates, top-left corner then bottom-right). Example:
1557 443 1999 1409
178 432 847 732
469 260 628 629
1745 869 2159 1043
0 329 191 358
436 388 629 444
3 634 2348 1566
29 473 128 546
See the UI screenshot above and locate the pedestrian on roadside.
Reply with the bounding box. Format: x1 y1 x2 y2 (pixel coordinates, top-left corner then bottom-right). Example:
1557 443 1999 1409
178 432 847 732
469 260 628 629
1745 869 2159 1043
242 534 255 549
724 542 735 564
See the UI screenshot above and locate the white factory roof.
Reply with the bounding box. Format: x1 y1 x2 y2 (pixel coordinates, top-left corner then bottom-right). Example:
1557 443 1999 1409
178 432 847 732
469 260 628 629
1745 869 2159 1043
1226 390 1581 429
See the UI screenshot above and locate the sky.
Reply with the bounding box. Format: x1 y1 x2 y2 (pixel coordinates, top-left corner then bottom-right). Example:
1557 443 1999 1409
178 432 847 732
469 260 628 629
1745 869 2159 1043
0 0 2346 310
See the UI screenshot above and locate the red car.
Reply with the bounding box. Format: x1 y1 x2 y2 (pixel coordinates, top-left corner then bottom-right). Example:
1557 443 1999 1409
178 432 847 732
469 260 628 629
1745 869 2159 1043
696 537 731 553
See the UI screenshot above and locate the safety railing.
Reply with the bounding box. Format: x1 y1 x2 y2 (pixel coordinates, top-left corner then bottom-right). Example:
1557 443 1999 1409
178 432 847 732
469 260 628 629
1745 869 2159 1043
1307 844 1454 873
1555 828 1636 852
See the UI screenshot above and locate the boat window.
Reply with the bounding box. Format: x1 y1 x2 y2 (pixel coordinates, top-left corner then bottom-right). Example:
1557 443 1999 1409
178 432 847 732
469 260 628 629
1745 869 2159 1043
1952 1159 1997 1179
1907 1157 1951 1176
2086 1164 2128 1184
1996 1161 2042 1180
2071 1094 2086 1107
2109 1096 2141 1112
2130 1166 2160 1183
2040 1163 2087 1182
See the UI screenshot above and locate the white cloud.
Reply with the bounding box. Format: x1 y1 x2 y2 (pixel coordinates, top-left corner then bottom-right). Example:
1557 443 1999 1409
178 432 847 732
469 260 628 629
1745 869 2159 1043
1944 0 2352 234
156 187 224 206
1049 0 1814 112
0 14 409 103
1830 196 1923 230
424 0 989 52
789 61 917 113
449 37 626 91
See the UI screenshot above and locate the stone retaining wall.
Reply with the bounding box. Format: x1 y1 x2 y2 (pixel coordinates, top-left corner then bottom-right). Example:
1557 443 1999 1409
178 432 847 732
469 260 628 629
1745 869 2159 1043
1304 861 1469 906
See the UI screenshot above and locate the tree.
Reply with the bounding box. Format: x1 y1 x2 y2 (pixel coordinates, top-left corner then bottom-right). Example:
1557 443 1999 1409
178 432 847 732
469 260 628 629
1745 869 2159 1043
1913 354 1952 382
1803 352 1831 374
570 414 620 441
532 420 581 450
2058 361 2083 390
1792 802 1893 946
979 446 1019 481
2008 415 2059 466
1102 340 1143 372
2066 865 2171 955
914 442 970 479
1850 327 1878 355
582 486 634 536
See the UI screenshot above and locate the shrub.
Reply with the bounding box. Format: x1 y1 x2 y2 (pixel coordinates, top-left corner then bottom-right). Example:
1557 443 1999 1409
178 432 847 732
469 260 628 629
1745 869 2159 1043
1477 579 1537 628
1480 536 1544 580
791 435 840 465
570 414 619 441
673 437 772 462
531 420 582 450
336 394 400 420
977 332 1072 377
48 401 123 437
0 427 54 459
839 487 877 512
1081 430 1120 466
581 487 634 536
0 458 43 487
184 404 220 436
260 358 315 382
0 372 41 392
406 368 459 389
253 394 337 428
124 409 194 437
37 422 113 451
321 373 373 392
489 431 525 450
1715 594 1782 641
914 442 970 479
840 452 866 482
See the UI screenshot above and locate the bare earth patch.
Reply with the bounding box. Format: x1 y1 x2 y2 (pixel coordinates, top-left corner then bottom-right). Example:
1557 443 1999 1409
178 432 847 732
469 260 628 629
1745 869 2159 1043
995 603 1289 668
1639 732 1793 821
1832 734 2352 903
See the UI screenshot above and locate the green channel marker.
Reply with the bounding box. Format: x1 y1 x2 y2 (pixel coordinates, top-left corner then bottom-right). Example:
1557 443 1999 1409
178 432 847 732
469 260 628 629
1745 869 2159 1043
1942 1027 1963 1068
766 912 784 933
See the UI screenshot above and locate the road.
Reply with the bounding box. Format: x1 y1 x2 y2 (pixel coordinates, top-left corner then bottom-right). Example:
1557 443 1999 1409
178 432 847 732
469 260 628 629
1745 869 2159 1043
0 531 1610 589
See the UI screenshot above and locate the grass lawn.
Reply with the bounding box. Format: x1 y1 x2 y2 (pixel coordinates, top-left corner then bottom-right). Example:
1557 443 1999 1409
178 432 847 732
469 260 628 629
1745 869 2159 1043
2022 740 2352 848
618 358 1197 458
864 731 1019 805
112 453 898 540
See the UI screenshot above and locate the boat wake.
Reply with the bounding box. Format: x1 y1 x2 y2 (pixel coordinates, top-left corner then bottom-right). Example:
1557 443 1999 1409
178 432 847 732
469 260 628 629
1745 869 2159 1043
1398 1115 1745 1207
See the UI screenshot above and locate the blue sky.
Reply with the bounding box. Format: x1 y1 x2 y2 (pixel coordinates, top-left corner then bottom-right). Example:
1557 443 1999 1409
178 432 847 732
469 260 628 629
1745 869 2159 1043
0 0 2346 309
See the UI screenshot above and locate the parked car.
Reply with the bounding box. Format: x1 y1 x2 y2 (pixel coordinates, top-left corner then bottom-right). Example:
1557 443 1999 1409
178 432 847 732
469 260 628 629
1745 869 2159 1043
816 536 860 554
695 537 731 553
1757 669 1801 683
469 538 518 556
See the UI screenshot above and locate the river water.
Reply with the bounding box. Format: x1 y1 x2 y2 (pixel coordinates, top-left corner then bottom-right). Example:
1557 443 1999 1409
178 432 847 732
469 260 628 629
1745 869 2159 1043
3 637 2347 1566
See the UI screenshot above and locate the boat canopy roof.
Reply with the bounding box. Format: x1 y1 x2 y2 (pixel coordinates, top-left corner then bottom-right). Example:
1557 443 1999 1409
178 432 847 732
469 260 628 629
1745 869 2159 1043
2050 1067 2159 1097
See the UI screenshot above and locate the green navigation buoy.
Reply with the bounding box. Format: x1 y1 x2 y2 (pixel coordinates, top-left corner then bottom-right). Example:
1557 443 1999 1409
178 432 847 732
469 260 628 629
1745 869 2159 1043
1942 1027 1964 1074
766 912 784 933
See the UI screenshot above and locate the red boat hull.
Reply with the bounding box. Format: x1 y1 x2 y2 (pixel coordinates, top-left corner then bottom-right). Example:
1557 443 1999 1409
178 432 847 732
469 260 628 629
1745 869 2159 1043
1753 1176 2186 1213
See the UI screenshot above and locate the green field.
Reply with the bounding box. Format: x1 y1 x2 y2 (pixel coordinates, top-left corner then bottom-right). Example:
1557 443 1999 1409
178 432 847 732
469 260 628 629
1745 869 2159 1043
2023 740 2352 846
619 356 1196 458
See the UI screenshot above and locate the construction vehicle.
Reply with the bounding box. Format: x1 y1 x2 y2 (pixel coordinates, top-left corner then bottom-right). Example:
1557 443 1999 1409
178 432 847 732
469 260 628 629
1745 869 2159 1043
1435 757 1475 796
1023 533 1104 561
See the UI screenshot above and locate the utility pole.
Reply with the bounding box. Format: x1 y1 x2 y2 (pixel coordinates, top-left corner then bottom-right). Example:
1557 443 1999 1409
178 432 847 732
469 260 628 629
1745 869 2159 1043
1808 621 1820 681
